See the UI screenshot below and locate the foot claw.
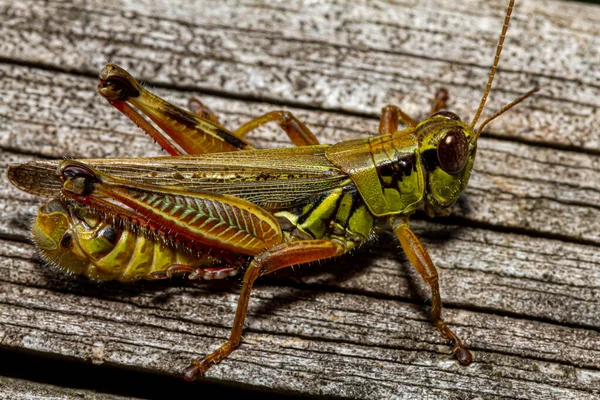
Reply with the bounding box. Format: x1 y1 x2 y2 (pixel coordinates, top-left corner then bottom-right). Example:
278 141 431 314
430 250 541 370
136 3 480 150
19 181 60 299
183 363 200 381
453 345 473 366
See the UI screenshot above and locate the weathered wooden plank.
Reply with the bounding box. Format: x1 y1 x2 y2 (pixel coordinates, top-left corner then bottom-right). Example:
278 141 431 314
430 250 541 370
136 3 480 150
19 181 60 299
0 0 599 150
0 0 599 398
1 147 599 331
1 240 599 399
0 376 140 400
1 65 599 245
2 184 600 330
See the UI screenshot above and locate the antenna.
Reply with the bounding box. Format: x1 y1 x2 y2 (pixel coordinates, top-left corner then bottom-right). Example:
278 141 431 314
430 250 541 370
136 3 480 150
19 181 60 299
475 87 539 138
470 0 515 128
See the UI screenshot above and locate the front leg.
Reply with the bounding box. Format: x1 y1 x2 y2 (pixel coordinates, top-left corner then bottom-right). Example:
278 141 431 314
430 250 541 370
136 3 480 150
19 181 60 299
429 88 449 115
378 105 418 134
379 88 451 135
391 216 472 365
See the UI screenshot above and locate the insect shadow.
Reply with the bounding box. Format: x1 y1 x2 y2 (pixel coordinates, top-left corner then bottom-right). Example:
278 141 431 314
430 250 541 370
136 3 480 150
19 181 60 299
250 216 465 323
31 213 465 331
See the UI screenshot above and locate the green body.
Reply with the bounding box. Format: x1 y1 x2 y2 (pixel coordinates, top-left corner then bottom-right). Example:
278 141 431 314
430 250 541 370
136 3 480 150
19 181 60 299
274 116 476 248
23 114 477 281
33 199 227 281
6 62 486 282
6 26 532 374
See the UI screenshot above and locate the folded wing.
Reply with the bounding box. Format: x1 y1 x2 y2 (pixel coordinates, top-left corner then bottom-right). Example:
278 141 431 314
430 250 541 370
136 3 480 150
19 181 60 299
7 145 352 211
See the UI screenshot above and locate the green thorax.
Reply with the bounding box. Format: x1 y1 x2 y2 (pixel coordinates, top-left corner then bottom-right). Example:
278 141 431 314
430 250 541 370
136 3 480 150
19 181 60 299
325 131 424 217
274 186 375 248
272 131 427 248
324 114 478 218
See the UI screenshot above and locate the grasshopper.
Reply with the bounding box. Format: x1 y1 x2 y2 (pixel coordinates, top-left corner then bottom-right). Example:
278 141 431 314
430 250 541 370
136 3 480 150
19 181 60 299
7 0 537 380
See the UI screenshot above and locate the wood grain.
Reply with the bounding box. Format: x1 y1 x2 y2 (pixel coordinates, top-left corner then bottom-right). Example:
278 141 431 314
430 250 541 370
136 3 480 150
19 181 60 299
0 0 599 398
0 376 140 400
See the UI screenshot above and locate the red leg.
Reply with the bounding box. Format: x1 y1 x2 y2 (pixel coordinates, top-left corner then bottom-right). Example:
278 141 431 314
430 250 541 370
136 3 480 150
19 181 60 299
98 64 254 155
58 161 283 257
391 216 472 365
184 239 350 379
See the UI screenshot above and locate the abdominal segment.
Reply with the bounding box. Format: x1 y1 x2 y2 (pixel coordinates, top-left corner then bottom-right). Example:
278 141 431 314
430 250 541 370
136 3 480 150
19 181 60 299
33 199 238 282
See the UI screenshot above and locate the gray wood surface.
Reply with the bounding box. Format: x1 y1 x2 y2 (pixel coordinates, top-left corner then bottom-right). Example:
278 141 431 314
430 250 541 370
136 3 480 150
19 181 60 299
0 0 599 398
0 376 140 400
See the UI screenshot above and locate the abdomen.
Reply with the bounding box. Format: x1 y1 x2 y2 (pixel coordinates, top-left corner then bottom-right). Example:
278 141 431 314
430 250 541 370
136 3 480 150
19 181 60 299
32 199 235 281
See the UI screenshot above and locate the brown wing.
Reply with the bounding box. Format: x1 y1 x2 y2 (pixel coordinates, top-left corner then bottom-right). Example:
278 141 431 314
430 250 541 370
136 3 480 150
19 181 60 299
7 145 352 210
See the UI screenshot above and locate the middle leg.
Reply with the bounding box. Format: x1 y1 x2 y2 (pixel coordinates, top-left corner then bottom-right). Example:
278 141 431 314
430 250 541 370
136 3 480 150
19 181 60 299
235 111 321 146
182 99 321 147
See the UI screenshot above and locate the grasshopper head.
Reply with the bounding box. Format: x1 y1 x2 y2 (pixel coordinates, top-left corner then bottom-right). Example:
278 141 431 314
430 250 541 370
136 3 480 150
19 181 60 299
417 0 537 215
417 87 538 215
416 113 477 213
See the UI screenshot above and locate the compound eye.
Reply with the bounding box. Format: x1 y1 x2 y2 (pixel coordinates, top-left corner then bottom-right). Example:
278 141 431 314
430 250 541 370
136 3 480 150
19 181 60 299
437 128 469 174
